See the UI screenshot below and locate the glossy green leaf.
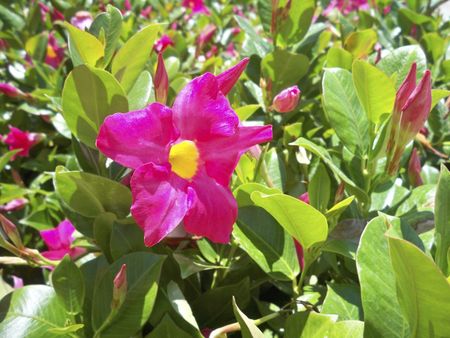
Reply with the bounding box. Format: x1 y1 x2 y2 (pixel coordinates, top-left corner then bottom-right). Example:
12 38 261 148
325 196 355 220
166 281 199 330
326 47 353 70
61 64 128 148
278 0 315 46
92 252 165 337
54 167 132 219
234 15 272 58
435 165 450 276
352 60 395 125
112 24 162 92
110 221 146 261
356 216 409 338
285 312 337 338
0 285 73 337
431 89 450 111
309 162 330 213
388 236 450 337
344 29 377 58
322 68 369 155
234 206 300 280
145 314 193 338
322 284 362 320
51 255 85 315
0 149 20 172
236 104 260 121
93 212 116 261
251 192 328 249
232 297 265 338
127 70 152 110
328 321 364 338
64 22 104 67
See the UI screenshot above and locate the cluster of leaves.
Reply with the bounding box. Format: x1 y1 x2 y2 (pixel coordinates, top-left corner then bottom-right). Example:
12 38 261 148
0 0 449 337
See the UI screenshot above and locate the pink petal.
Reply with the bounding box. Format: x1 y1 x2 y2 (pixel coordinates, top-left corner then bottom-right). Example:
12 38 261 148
96 103 178 169
57 219 76 248
41 249 70 260
394 63 416 113
130 163 192 247
172 73 239 142
40 228 63 250
216 58 249 95
198 125 272 186
184 171 237 243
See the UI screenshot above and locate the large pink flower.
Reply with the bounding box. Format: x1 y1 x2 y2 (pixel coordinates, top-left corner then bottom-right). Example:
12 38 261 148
96 59 272 246
2 126 41 159
40 220 85 260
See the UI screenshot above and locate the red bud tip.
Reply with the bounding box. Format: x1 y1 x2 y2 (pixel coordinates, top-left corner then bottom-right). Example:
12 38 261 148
216 58 250 95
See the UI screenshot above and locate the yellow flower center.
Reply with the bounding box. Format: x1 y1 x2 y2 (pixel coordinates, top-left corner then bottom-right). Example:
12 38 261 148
47 45 57 58
168 140 199 180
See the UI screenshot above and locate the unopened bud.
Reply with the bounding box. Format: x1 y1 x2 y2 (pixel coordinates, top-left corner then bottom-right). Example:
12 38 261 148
271 85 301 113
112 264 127 310
154 53 169 105
0 83 24 98
0 214 23 249
408 148 423 187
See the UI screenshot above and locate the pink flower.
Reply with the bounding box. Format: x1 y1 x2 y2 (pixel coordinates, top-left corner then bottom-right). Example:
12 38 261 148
141 6 152 18
45 34 64 68
323 0 369 16
96 60 272 246
39 220 85 261
408 148 423 187
154 35 174 53
70 11 93 30
182 0 210 14
271 85 301 113
299 192 310 204
2 126 41 159
225 42 237 57
51 8 65 22
0 83 22 98
386 63 432 175
205 45 218 59
0 198 28 212
197 24 217 53
124 0 132 12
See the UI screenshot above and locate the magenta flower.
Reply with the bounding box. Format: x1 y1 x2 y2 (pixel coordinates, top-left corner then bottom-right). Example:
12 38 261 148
70 11 93 30
271 85 301 113
2 126 41 159
96 60 272 246
323 0 369 16
182 0 210 14
45 34 64 69
39 220 85 261
141 6 152 18
154 35 174 53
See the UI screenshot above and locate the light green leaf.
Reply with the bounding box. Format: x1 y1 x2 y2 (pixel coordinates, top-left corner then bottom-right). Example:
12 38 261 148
435 165 450 276
278 0 315 46
64 22 104 67
128 71 153 110
326 47 353 70
232 297 265 338
234 16 272 58
309 162 330 212
0 149 21 172
322 284 362 321
285 312 337 338
236 104 260 121
328 321 364 338
344 29 377 58
431 89 450 111
352 60 395 125
166 281 199 330
112 24 162 93
61 64 128 148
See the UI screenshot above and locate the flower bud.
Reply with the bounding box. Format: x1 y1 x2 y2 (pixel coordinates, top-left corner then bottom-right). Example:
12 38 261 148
0 214 24 249
154 35 174 53
112 264 127 310
408 148 423 187
0 83 23 98
154 53 169 105
271 85 301 113
216 58 249 95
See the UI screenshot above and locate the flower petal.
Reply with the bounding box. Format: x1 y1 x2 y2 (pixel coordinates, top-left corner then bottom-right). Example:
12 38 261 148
40 228 63 250
41 249 70 261
172 73 239 141
130 163 192 247
57 219 76 248
216 58 249 95
184 171 237 243
96 103 178 169
198 125 273 186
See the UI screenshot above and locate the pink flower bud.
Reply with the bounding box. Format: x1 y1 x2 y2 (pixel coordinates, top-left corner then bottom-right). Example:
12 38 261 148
197 24 216 53
298 192 310 204
0 83 22 97
271 85 301 113
51 8 65 22
112 264 127 309
215 58 249 95
154 53 169 105
141 6 152 18
0 214 23 249
0 198 28 212
408 148 423 187
154 35 174 54
2 126 41 159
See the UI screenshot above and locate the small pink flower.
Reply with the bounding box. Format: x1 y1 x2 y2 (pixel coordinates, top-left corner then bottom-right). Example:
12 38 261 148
141 6 152 18
45 34 64 68
124 0 132 11
0 198 28 212
271 85 301 113
154 35 174 53
197 24 217 52
0 83 22 98
96 60 272 246
70 11 93 30
225 42 237 57
154 53 169 105
2 126 41 159
299 192 310 204
408 148 423 187
182 0 210 14
39 220 85 260
323 0 369 16
51 8 65 21
231 27 241 36
205 45 218 59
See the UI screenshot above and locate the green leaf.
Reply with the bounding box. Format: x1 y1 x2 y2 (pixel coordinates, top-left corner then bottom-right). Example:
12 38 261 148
61 64 128 148
262 49 309 97
232 297 265 338
234 206 300 281
166 281 200 330
127 71 153 110
322 284 362 320
110 221 147 261
344 29 377 58
322 68 369 155
328 321 364 338
435 165 450 276
352 60 395 125
325 196 355 220
54 167 132 219
92 252 165 337
51 255 85 315
89 5 123 67
356 216 409 338
93 212 116 261
431 89 450 111
326 47 353 70
387 236 450 337
251 192 328 249
0 285 73 337
0 149 20 172
422 32 445 62
236 104 260 121
285 312 337 338
64 22 104 67
112 24 162 93
309 163 330 213
278 0 315 46
25 33 48 62
234 15 272 58
377 45 427 89
145 314 193 338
